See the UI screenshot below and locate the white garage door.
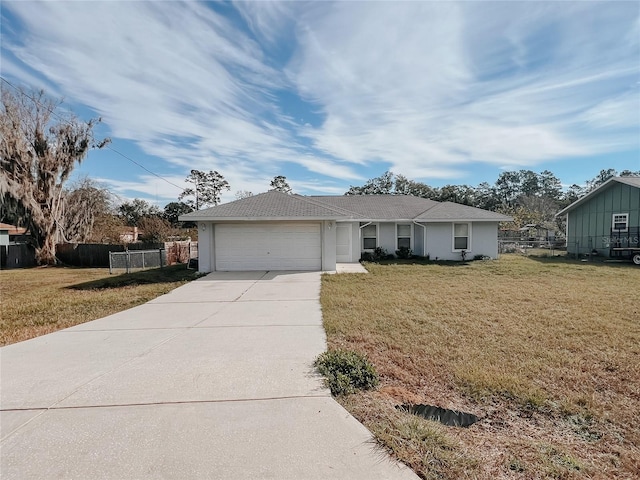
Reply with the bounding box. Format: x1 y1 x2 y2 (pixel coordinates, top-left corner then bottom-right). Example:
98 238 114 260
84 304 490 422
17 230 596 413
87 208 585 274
215 223 322 271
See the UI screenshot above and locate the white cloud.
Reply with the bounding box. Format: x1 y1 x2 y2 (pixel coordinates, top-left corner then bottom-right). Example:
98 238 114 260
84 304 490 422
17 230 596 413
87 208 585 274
287 1 639 179
3 0 638 194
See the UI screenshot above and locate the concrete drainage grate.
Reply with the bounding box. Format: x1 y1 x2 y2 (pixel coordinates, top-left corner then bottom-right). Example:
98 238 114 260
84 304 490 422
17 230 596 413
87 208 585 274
397 404 479 427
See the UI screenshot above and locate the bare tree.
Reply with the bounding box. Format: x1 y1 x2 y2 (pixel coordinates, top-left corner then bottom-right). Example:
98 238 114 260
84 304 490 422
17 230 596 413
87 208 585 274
60 177 115 243
235 190 254 200
0 87 109 264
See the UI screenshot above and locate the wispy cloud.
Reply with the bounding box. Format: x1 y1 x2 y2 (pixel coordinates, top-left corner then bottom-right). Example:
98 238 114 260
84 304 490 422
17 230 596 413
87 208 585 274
2 0 638 198
3 1 343 189
287 1 639 179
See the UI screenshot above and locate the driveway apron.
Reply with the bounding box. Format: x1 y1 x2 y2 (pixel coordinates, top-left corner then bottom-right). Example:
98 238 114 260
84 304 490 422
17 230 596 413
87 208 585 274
1 271 417 479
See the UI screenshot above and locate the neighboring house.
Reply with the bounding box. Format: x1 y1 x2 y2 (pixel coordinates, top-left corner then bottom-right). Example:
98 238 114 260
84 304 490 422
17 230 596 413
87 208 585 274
0 223 28 246
119 226 141 244
180 192 512 272
556 176 640 261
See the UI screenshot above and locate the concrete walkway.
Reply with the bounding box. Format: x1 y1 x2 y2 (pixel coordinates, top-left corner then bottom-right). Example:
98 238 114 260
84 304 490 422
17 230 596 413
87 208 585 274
1 271 417 479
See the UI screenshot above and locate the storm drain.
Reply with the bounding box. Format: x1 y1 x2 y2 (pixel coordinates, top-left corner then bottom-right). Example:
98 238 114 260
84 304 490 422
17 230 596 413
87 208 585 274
397 404 478 427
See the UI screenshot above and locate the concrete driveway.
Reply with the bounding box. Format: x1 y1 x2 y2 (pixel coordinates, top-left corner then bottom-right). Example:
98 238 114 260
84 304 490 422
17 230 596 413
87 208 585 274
1 271 417 479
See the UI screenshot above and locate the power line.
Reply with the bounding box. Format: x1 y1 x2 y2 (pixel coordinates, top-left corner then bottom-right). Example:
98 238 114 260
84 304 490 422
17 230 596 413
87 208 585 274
0 76 185 192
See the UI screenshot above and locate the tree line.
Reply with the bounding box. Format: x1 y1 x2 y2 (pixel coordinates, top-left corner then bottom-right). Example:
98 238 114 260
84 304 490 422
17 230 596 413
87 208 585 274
345 169 639 233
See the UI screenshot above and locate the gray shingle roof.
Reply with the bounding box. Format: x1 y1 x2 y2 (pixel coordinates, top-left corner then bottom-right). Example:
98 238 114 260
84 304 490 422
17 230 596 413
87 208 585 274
179 191 348 220
415 202 512 221
307 195 440 220
180 191 513 222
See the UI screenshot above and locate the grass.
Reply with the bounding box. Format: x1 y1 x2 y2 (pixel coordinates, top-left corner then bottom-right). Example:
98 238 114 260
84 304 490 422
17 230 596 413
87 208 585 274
0 265 201 346
321 254 640 479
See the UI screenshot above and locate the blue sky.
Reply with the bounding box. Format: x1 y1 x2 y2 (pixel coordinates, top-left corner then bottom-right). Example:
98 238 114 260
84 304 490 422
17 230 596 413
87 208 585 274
1 1 639 207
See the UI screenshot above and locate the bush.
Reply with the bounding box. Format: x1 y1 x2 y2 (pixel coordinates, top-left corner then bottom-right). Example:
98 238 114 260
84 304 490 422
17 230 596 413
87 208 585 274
360 252 374 262
373 246 389 261
360 247 392 262
395 246 412 259
315 349 379 396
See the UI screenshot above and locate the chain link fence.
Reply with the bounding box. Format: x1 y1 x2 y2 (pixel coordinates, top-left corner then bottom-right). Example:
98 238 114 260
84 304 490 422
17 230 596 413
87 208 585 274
109 249 166 274
499 239 565 256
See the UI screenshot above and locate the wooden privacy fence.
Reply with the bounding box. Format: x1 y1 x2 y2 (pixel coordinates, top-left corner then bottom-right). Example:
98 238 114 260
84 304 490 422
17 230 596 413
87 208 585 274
0 244 37 269
164 241 198 265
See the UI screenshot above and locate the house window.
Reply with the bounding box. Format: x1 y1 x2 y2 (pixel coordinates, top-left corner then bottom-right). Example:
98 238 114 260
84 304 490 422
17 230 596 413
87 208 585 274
362 224 377 250
397 224 411 249
612 213 628 232
453 223 470 250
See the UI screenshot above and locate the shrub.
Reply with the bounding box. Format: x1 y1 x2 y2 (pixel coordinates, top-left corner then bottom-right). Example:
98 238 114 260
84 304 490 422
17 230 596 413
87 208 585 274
315 349 379 396
360 252 374 262
395 246 412 259
372 246 389 261
361 247 392 262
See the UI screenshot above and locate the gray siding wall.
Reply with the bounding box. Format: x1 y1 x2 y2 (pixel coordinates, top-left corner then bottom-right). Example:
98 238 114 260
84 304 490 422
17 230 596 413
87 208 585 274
567 183 640 257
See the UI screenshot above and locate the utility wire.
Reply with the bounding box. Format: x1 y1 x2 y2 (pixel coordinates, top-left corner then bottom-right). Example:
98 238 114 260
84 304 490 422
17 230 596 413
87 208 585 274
0 76 185 192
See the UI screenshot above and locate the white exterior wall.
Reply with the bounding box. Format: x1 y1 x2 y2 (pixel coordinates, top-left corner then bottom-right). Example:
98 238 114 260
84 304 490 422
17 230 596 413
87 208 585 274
198 219 500 273
413 223 426 256
422 221 500 260
424 223 454 260
469 222 500 259
197 222 214 273
378 223 396 254
350 223 360 261
322 220 337 271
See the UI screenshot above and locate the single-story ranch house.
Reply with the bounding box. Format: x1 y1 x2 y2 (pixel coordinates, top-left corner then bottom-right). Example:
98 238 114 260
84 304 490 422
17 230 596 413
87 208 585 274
556 176 640 261
180 191 512 272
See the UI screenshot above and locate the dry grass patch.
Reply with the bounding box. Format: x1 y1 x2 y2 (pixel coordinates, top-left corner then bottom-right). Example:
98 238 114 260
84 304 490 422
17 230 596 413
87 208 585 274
321 255 640 479
0 265 200 346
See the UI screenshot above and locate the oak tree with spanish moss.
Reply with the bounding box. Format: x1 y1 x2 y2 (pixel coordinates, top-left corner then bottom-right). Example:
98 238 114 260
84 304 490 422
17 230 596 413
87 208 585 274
0 87 109 264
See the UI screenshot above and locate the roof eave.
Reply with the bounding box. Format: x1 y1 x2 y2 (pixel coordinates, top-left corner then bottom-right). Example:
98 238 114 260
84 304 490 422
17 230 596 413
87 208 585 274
555 177 628 217
179 216 346 222
414 217 513 222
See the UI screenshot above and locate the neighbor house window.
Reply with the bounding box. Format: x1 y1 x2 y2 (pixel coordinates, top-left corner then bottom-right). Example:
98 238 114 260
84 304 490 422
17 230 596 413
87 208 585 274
453 223 470 250
612 213 628 232
362 224 377 250
397 224 411 249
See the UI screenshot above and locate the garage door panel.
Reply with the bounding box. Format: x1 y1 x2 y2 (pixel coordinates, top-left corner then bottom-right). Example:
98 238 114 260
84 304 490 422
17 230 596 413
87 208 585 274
215 224 321 271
